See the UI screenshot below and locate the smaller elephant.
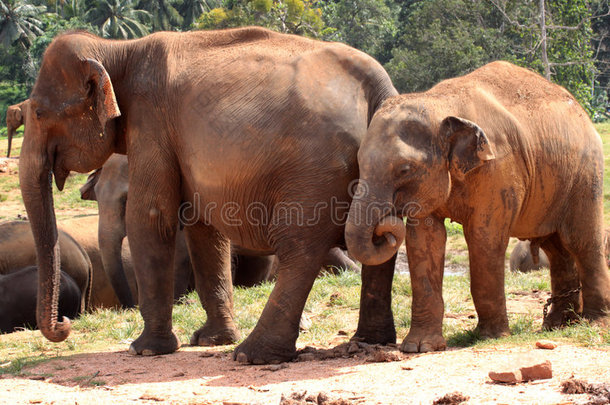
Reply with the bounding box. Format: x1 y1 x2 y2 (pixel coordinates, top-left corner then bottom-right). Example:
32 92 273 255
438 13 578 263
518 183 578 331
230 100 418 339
510 240 550 272
0 266 81 333
0 220 91 312
5 99 29 158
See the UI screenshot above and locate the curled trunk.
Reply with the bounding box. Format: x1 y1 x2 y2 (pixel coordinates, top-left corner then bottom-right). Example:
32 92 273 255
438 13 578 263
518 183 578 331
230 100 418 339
345 194 405 266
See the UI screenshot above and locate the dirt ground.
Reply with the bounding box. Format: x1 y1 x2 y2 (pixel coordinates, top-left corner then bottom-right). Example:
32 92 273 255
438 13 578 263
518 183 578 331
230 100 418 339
1 335 609 405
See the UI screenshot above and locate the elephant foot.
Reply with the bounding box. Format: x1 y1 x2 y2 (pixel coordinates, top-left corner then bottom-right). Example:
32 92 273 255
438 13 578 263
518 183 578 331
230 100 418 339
128 329 180 356
476 318 510 339
233 333 296 365
352 318 396 345
190 323 240 346
400 328 446 353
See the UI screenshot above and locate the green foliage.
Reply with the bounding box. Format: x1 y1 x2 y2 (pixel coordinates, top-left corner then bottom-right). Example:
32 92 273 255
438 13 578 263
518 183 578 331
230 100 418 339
195 0 325 37
85 0 150 39
385 0 511 93
0 0 45 48
0 80 28 123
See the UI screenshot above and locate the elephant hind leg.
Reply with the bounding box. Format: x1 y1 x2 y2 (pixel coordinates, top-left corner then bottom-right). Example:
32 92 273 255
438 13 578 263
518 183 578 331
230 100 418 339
558 225 610 324
233 237 331 364
540 233 582 329
185 222 239 347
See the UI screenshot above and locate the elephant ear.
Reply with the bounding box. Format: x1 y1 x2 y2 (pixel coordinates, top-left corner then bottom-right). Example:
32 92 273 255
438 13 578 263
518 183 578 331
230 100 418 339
14 106 23 123
85 58 121 131
80 167 102 201
440 116 495 181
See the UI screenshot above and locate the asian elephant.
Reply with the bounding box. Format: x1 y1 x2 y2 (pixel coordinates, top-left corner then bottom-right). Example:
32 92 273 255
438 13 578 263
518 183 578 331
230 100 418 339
6 99 29 158
79 153 194 308
0 220 91 313
509 240 550 272
19 27 397 363
0 266 81 334
346 61 610 353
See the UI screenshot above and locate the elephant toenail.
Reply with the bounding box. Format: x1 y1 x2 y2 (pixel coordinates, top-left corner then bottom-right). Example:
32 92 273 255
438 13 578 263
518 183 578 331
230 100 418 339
420 343 433 353
401 343 418 353
128 345 138 356
142 349 155 356
236 352 249 364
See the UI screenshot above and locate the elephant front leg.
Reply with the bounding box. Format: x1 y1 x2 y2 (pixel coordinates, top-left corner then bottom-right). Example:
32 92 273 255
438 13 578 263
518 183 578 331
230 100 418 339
352 255 397 345
127 193 180 356
464 222 510 339
401 215 447 353
185 222 239 346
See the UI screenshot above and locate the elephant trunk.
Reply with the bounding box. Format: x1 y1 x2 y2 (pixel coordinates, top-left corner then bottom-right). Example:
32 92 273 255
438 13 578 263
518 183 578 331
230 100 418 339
98 206 136 308
19 130 70 342
7 125 15 158
345 184 405 266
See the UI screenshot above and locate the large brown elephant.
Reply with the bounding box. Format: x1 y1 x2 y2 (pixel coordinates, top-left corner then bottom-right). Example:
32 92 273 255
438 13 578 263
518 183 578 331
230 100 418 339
345 61 610 353
19 27 397 363
5 99 29 158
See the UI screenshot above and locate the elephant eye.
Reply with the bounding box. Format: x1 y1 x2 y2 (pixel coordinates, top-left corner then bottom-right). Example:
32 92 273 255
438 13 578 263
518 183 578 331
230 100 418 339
35 109 43 119
86 80 95 98
395 163 412 179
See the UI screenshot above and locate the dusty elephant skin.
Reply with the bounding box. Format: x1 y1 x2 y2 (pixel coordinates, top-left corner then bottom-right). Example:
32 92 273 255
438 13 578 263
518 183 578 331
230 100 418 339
5 99 29 158
346 61 610 353
19 27 397 363
79 154 356 308
0 266 81 333
0 221 92 313
79 154 194 308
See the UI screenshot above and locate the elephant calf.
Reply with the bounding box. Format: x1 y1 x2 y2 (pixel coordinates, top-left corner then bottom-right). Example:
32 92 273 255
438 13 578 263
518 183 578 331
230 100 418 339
0 266 81 334
346 61 610 353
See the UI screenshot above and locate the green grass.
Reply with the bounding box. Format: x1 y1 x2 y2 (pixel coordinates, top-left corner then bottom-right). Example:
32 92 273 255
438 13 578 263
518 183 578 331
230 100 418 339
598 122 610 224
2 270 608 377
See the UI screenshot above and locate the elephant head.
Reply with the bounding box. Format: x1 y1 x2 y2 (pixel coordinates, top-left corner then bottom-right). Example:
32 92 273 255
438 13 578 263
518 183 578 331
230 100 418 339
19 34 121 342
345 102 495 265
6 99 29 158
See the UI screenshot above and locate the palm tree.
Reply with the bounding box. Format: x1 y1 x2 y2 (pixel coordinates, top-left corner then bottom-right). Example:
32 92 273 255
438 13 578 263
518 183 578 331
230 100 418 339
178 0 217 29
85 0 150 39
137 0 182 31
0 0 44 49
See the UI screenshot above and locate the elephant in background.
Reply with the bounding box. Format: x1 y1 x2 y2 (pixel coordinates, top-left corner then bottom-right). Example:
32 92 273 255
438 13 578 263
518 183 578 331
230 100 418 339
20 27 396 363
509 240 550 272
0 220 91 313
346 61 610 353
0 266 81 334
511 229 610 272
5 99 29 158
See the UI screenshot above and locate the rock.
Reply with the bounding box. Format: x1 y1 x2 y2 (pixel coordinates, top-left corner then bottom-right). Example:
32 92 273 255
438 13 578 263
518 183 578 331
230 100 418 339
262 363 288 372
489 369 523 384
298 353 315 362
535 340 558 350
520 360 552 381
489 360 552 383
347 342 360 354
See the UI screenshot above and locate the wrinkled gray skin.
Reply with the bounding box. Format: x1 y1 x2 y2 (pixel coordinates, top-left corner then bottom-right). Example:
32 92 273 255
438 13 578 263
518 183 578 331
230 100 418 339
346 61 610 354
0 220 91 313
510 241 550 272
0 266 81 334
80 154 358 307
5 99 29 158
19 28 394 363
